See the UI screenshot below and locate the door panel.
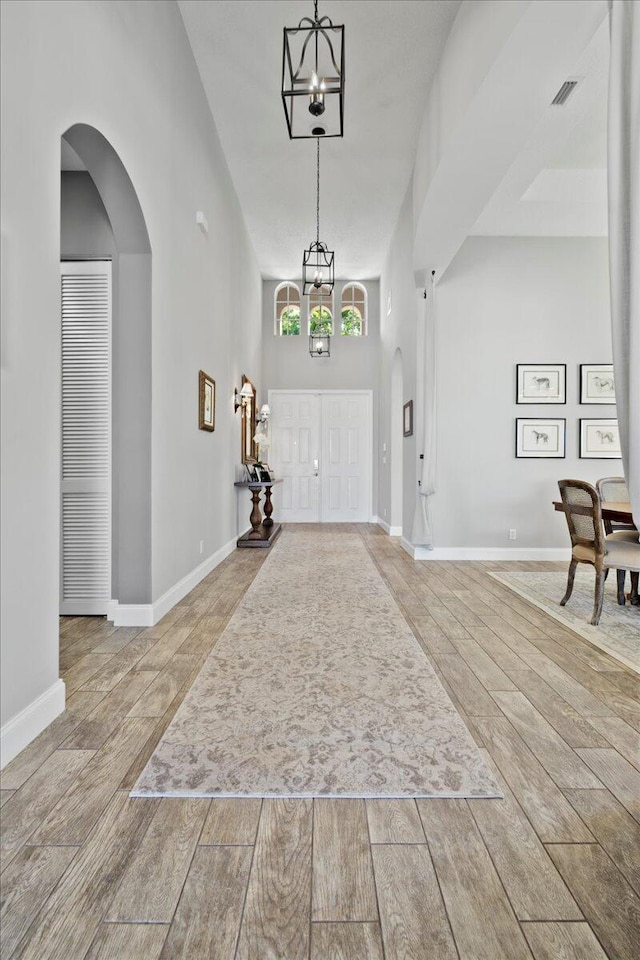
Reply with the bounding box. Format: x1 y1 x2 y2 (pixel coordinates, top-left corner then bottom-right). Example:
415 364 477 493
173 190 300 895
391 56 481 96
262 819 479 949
60 260 112 615
320 393 371 522
270 393 320 522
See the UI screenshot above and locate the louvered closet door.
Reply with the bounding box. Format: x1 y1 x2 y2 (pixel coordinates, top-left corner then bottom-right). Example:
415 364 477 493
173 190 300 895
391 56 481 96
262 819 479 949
60 261 112 615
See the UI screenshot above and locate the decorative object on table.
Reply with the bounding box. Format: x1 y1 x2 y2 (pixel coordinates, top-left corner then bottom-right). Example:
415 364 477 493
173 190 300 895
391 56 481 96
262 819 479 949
580 419 621 459
303 139 335 295
403 400 413 438
516 364 566 404
253 403 271 459
198 370 215 432
515 418 566 458
580 364 616 404
281 0 345 140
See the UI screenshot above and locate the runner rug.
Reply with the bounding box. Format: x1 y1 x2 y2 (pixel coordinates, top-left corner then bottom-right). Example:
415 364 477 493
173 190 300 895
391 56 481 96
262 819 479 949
490 569 640 676
131 530 500 798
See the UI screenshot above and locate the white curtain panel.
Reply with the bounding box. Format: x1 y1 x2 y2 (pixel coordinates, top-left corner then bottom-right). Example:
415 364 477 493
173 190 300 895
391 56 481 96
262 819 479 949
608 0 640 525
411 278 437 547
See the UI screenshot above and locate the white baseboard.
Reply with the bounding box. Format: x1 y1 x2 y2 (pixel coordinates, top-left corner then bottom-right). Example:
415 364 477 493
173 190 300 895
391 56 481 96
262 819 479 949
109 536 237 627
376 517 402 537
402 543 571 561
401 537 416 557
1 679 66 769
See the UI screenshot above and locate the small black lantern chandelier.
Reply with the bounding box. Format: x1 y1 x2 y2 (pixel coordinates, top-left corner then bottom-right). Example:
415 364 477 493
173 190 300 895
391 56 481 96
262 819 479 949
303 138 335 297
282 0 345 140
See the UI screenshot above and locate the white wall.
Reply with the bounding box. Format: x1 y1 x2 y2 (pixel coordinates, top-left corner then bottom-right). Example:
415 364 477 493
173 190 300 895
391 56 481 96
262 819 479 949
0 0 261 751
433 236 617 549
378 190 421 538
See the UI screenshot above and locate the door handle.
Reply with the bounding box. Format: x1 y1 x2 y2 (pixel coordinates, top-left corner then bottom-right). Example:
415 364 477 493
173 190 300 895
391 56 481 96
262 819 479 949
313 458 319 475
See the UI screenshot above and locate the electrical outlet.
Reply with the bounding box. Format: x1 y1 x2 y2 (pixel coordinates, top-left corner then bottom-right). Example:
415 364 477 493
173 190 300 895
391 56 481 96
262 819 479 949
509 529 517 541
199 540 204 555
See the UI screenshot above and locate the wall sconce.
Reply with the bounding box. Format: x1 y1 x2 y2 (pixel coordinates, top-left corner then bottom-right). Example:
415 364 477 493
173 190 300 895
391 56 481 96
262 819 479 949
257 403 270 423
234 381 254 413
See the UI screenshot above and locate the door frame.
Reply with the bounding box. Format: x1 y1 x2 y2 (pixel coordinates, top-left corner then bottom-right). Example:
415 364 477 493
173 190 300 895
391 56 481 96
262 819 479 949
268 389 374 523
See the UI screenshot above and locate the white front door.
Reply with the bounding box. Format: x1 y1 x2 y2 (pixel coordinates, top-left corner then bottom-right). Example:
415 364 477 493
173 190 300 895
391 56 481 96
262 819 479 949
60 260 112 615
320 393 372 522
270 392 321 522
269 391 372 524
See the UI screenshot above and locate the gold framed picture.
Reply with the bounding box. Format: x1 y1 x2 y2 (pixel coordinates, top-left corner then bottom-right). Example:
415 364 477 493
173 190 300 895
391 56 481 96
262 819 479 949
199 370 215 432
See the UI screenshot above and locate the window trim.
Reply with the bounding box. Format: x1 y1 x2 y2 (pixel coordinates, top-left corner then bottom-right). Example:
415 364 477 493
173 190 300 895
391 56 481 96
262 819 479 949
340 282 367 336
274 281 301 336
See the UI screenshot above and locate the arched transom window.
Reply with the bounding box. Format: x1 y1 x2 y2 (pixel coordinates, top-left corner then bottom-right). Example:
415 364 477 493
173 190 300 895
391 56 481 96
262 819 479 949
308 284 333 336
341 283 367 336
274 282 301 335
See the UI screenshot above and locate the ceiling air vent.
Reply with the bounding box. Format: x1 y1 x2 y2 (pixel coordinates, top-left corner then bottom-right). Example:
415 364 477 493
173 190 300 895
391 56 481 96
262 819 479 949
551 79 580 106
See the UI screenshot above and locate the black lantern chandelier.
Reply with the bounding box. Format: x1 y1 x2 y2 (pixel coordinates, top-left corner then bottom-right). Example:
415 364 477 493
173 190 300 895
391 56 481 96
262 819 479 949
282 0 345 140
303 138 335 299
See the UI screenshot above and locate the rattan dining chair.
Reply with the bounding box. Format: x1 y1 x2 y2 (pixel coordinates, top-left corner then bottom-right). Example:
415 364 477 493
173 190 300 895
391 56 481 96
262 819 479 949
595 476 639 604
558 479 640 625
596 477 638 538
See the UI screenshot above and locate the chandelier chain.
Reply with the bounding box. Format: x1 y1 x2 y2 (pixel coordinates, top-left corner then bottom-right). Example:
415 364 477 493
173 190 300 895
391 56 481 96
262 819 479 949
314 0 318 23
316 136 320 245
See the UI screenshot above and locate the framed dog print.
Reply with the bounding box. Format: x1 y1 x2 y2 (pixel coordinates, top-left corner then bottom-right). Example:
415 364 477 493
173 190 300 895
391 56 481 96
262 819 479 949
580 419 621 459
516 364 566 404
198 370 215 431
580 364 616 404
516 418 566 458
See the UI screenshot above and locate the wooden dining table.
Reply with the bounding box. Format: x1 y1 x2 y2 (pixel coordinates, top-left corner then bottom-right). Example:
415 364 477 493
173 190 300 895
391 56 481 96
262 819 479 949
553 500 636 526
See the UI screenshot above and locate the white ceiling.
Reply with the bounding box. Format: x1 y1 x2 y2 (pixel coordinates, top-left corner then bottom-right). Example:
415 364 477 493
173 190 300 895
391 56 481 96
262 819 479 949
471 17 608 238
178 0 460 279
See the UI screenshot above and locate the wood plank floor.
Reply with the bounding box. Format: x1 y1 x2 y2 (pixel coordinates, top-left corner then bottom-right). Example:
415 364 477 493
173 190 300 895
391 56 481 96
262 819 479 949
1 524 639 959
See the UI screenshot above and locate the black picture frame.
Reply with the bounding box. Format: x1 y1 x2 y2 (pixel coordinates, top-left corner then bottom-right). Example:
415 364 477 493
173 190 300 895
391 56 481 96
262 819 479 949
515 418 566 458
516 364 566 404
579 418 621 459
403 400 413 437
579 364 616 405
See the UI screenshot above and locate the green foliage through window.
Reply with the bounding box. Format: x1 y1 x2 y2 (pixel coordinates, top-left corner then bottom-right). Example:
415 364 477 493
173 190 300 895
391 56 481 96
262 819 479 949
309 305 333 336
341 306 362 336
280 305 300 335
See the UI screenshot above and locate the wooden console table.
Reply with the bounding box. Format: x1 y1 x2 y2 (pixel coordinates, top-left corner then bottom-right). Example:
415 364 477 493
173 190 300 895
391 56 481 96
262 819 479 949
234 479 282 548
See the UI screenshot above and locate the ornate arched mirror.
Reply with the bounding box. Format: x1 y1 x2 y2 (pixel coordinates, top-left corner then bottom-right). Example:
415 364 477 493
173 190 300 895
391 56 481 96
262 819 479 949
241 374 257 464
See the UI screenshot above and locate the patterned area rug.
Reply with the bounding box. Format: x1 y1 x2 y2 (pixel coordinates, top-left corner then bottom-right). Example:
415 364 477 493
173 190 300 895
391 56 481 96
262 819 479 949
132 531 500 799
490 569 640 675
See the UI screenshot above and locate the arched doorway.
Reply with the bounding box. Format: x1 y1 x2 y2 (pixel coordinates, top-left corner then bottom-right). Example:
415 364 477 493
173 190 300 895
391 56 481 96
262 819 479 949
390 347 404 534
60 124 152 616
